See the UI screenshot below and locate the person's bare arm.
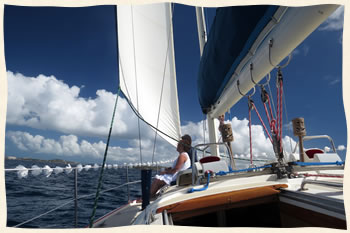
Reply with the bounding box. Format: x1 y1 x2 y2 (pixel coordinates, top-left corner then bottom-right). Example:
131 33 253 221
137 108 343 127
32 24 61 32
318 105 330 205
165 153 187 174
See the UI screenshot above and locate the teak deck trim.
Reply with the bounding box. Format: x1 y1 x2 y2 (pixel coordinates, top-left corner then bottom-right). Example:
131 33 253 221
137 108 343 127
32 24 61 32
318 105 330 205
156 184 288 214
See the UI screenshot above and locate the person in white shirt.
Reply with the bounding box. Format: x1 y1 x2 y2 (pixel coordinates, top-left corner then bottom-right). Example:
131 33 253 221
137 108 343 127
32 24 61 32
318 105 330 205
150 135 192 198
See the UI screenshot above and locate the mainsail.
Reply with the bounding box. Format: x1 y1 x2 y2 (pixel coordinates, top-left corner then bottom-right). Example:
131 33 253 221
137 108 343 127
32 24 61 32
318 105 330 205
198 5 339 118
117 3 181 147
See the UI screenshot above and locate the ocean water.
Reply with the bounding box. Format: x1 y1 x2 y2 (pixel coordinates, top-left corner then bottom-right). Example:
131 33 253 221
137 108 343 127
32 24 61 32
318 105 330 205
5 159 149 228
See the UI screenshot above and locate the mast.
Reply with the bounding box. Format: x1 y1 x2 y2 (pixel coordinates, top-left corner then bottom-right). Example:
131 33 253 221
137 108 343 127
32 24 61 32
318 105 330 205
195 7 219 156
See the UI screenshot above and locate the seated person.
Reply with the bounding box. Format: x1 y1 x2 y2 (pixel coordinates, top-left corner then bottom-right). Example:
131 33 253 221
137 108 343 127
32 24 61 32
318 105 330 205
150 134 192 198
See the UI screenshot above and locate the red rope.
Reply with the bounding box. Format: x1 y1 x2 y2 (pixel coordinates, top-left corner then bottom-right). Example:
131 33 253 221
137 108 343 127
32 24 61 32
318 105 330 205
263 103 272 125
267 95 275 123
252 102 273 143
264 95 277 135
277 85 279 139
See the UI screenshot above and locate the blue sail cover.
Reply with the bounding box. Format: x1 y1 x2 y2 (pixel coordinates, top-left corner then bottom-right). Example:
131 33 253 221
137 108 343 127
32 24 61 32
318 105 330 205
198 5 279 113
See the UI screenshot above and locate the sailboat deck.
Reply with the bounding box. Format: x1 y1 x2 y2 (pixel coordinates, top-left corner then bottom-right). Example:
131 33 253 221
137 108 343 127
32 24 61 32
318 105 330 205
92 201 142 227
92 166 345 228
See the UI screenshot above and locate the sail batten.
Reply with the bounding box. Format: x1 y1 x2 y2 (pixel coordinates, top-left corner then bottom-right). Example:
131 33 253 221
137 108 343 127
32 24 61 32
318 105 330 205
117 3 181 147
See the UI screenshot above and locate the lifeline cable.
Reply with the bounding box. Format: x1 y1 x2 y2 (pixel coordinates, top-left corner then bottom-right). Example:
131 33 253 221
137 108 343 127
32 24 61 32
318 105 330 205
88 86 121 228
216 164 273 176
292 161 344 166
14 180 141 228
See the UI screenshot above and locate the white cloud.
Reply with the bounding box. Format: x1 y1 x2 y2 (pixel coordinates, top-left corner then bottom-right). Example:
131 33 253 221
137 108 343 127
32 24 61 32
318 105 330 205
291 45 309 58
302 46 310 56
324 146 331 152
7 115 299 166
323 75 341 86
6 130 176 164
7 71 300 166
182 117 297 163
337 145 346 151
291 49 300 56
6 71 151 139
318 6 344 31
330 79 341 85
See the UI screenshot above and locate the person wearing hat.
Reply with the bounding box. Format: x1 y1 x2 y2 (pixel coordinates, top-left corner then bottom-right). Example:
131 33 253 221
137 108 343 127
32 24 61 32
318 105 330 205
150 134 192 198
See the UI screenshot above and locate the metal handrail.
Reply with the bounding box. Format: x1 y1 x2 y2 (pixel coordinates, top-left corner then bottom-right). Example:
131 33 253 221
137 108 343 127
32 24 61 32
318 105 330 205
191 142 232 185
12 179 141 228
292 135 337 154
300 179 343 191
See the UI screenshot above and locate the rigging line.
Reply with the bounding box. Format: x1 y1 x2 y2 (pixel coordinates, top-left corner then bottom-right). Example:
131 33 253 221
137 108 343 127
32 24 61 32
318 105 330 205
248 100 253 165
282 84 293 152
267 81 277 118
14 199 74 228
152 3 175 163
251 102 273 143
121 89 206 153
88 86 121 228
118 55 131 102
204 7 209 34
14 180 142 228
234 157 269 162
203 114 206 144
130 6 143 164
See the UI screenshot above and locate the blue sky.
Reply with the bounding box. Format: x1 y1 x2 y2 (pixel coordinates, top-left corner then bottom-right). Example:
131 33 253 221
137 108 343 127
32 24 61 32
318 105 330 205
3 4 346 166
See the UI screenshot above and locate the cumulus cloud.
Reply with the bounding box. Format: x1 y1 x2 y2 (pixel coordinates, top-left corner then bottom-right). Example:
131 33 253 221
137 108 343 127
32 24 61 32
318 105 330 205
6 130 176 164
7 115 299 166
291 45 310 57
324 146 331 153
5 71 309 166
6 71 153 139
318 6 344 31
182 117 298 164
337 145 346 151
330 79 341 85
323 74 341 86
291 49 300 56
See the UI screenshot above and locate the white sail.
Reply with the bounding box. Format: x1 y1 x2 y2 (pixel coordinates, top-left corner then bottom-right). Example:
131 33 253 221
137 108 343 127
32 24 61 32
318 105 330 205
117 3 181 147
